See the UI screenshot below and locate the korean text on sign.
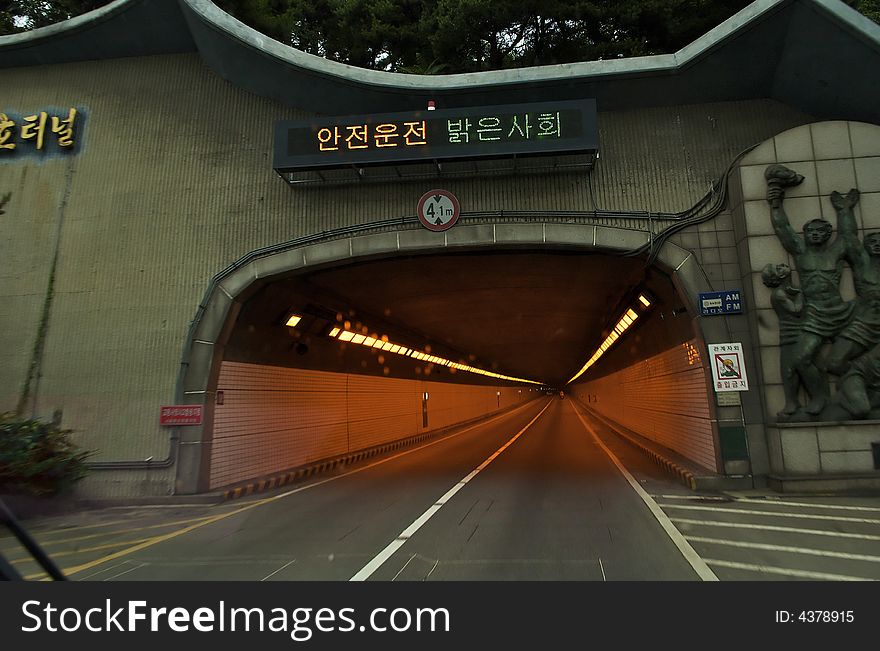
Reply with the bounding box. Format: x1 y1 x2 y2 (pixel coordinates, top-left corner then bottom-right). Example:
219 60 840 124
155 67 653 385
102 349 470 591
317 120 427 152
0 108 78 151
161 407 200 418
159 405 203 426
446 111 561 145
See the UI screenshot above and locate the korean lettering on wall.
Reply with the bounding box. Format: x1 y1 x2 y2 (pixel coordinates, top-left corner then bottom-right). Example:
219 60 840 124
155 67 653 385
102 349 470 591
317 120 427 152
446 111 562 144
0 108 79 153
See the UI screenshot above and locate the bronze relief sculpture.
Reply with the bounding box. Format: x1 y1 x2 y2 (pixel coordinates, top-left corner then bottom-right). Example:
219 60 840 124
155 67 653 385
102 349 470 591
763 164 879 421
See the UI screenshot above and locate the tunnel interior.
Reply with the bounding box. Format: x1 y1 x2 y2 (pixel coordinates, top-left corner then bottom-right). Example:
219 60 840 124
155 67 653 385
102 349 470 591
208 250 716 489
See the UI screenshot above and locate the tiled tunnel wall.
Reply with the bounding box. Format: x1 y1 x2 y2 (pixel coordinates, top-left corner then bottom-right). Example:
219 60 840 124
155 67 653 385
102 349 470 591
209 361 538 489
569 339 718 472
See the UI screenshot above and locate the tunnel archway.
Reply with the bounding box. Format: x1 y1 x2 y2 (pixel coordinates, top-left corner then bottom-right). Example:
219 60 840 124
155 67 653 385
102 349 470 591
174 222 721 494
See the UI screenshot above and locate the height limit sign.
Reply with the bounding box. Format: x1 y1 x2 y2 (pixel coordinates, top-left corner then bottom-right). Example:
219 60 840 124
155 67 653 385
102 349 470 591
708 342 749 392
417 189 460 232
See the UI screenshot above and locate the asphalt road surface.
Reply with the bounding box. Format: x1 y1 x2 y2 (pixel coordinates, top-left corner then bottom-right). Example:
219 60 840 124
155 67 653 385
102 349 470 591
5 398 880 581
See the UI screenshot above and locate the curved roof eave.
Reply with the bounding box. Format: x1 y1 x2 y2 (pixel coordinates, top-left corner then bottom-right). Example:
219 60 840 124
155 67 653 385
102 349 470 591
0 0 195 66
1 0 879 121
180 0 879 119
180 0 789 112
183 0 684 90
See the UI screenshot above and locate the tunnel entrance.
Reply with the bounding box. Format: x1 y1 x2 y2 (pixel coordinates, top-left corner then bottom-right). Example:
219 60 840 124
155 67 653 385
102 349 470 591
194 248 720 492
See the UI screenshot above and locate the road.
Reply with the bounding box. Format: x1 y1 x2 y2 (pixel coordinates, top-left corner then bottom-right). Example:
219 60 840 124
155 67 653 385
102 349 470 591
4 398 880 581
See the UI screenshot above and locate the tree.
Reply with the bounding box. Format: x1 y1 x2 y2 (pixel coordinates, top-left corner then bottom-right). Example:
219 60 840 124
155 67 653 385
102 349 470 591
1 0 879 70
0 0 107 32
851 0 880 21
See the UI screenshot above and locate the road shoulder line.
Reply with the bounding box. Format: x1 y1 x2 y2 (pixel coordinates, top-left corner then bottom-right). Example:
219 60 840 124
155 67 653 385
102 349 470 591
569 401 718 582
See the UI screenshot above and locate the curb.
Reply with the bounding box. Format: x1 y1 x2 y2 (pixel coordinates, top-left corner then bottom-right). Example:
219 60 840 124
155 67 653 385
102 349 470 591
220 401 537 501
221 432 438 501
575 401 699 490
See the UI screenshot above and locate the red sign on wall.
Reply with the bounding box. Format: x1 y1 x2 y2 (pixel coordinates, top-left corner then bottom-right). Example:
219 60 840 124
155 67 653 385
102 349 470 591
160 405 203 426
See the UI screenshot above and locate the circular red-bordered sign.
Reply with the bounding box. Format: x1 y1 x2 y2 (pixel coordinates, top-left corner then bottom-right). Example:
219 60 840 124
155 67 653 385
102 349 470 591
417 189 461 232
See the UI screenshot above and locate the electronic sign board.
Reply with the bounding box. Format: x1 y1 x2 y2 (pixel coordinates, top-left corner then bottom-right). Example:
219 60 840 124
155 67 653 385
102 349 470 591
273 99 598 173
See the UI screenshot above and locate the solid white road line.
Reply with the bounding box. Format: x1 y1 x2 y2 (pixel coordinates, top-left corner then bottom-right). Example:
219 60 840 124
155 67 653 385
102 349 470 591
391 554 418 581
261 559 296 581
349 401 553 581
662 503 880 524
686 536 880 563
569 403 718 582
103 562 148 581
703 559 871 581
736 498 880 513
671 518 880 541
79 561 135 581
655 494 880 512
652 495 730 501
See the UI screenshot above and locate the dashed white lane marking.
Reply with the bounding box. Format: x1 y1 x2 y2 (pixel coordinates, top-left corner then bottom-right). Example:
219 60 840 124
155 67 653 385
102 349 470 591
703 559 871 581
261 559 296 581
598 557 607 581
103 562 148 581
569 403 718 582
349 401 553 582
686 536 880 563
49 400 543 580
663 503 880 524
671 518 880 541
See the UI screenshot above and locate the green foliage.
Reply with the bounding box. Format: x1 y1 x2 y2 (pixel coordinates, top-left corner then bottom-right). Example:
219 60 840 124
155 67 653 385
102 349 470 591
212 0 763 72
0 1 879 68
852 0 880 22
0 412 92 496
0 1 107 32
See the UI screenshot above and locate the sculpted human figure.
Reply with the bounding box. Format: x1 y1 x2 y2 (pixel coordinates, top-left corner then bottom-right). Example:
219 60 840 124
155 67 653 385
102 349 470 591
827 213 880 374
837 343 880 419
762 263 817 418
765 165 858 415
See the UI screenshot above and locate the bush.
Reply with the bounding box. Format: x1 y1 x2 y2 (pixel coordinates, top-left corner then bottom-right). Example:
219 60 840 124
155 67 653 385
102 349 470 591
0 412 92 496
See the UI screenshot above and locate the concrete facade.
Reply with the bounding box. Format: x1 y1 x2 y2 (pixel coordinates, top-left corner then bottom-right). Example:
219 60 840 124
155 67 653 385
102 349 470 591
2 0 878 497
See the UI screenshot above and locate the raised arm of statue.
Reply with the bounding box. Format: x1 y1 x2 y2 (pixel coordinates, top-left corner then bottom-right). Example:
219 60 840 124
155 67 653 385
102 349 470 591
831 188 861 254
765 165 805 255
767 186 802 254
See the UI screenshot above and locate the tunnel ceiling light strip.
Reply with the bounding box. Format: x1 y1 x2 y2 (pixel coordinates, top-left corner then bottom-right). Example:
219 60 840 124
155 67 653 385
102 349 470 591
566 296 652 385
286 315 302 328
327 326 542 386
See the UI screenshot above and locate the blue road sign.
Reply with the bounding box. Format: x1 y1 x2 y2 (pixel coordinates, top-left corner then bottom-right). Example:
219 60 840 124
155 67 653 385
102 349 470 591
698 290 743 316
